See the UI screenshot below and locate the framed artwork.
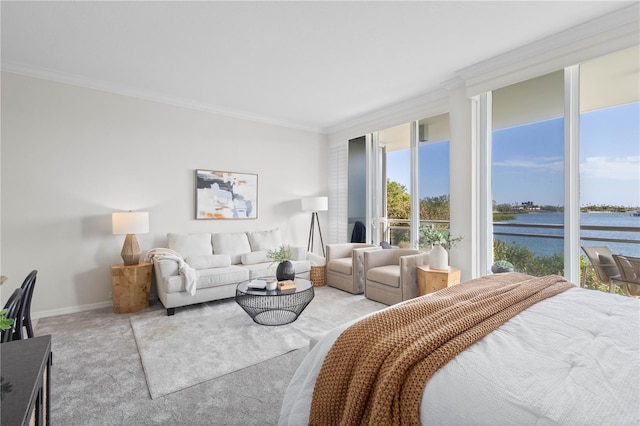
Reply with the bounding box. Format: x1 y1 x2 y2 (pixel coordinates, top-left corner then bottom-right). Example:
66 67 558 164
195 169 258 219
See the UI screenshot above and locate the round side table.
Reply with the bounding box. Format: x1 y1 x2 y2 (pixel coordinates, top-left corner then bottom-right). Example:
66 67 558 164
235 278 314 326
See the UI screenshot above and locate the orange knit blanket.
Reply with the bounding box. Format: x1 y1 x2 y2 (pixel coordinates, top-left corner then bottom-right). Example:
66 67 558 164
309 273 573 425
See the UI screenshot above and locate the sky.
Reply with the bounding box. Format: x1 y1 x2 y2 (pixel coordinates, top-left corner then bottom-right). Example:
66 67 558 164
387 102 639 208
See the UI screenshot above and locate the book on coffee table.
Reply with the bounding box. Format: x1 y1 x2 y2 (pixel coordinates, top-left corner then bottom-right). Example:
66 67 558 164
277 280 296 291
247 279 266 289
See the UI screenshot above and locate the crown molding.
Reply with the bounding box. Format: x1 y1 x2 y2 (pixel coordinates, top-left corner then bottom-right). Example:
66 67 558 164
325 88 449 138
456 3 640 96
1 62 325 135
441 76 465 91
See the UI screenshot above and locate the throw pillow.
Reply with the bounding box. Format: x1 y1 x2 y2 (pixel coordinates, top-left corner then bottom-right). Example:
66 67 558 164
167 233 212 259
211 232 252 264
247 228 282 251
186 254 231 270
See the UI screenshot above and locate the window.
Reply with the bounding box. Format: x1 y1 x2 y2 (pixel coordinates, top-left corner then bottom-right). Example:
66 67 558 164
491 71 566 276
579 46 640 292
418 114 451 250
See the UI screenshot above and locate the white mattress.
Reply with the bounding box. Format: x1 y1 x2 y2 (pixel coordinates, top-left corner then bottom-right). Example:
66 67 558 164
279 287 640 425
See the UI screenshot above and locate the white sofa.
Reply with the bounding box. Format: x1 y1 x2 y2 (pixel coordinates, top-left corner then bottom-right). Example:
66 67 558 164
152 228 323 315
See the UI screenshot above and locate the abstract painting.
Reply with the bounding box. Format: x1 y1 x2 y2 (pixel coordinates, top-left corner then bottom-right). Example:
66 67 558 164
195 169 258 219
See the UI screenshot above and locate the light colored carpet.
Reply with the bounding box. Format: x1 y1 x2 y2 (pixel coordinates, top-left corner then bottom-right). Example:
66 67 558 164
130 286 385 399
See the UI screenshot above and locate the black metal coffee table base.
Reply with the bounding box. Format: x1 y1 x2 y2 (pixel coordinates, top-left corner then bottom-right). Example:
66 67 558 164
235 278 314 326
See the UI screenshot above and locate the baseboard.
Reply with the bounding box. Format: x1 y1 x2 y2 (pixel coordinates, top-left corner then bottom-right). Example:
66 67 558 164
32 301 114 320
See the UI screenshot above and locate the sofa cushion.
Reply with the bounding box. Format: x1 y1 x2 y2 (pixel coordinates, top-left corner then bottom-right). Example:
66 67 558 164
241 250 271 265
247 228 282 251
241 262 277 279
241 260 311 280
167 233 212 259
367 265 400 288
163 265 248 293
212 232 252 264
186 254 232 270
328 257 352 275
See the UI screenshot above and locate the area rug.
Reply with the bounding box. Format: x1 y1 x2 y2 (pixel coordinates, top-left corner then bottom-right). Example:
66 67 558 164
130 286 386 399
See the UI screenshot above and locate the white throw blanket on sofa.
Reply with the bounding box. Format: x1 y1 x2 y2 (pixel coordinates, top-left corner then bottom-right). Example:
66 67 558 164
145 248 199 295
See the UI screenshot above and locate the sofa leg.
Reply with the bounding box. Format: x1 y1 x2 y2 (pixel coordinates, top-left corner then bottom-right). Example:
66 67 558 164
166 308 175 316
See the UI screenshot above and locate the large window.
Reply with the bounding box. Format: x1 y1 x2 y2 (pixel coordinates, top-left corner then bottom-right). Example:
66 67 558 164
379 115 452 249
491 71 566 276
418 114 451 250
579 47 640 292
383 123 411 247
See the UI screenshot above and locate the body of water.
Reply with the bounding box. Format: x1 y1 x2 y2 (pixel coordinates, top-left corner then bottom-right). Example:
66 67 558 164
494 212 640 258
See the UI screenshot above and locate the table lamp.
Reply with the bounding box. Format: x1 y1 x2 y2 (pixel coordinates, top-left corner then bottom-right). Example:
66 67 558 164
112 211 149 265
301 196 328 257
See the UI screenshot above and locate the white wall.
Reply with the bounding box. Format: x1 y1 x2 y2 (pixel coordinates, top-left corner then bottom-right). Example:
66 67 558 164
1 72 328 318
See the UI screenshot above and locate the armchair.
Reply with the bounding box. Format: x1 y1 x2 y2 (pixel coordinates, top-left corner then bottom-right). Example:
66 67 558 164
363 249 428 305
326 243 379 294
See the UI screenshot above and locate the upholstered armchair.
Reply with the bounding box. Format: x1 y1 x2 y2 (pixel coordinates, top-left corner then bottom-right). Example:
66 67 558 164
364 249 428 305
326 243 379 294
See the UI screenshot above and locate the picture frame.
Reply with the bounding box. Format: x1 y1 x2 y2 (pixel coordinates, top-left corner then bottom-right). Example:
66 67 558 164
195 169 258 219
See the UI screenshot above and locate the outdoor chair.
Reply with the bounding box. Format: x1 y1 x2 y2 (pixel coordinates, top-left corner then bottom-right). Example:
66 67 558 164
581 246 620 293
612 254 640 298
1 288 23 343
363 248 428 305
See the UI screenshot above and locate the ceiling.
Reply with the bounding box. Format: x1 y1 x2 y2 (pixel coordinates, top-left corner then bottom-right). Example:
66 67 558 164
1 1 634 134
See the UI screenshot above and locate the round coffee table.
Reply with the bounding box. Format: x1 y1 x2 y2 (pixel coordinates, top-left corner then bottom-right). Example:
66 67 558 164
235 278 315 326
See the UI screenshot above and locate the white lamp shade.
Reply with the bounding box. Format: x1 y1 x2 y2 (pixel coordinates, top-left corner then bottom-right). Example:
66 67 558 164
112 212 149 235
301 196 328 212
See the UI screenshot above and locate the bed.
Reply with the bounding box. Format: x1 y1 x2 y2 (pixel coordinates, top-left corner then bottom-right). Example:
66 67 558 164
279 273 639 425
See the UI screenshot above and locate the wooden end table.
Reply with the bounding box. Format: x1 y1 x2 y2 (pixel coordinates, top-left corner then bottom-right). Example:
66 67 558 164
417 265 461 296
110 262 152 313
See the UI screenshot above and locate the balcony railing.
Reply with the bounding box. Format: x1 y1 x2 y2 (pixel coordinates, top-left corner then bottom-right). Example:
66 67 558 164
493 222 640 245
387 220 640 249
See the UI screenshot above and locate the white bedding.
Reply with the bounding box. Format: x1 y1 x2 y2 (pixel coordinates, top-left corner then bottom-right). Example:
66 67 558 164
279 287 640 425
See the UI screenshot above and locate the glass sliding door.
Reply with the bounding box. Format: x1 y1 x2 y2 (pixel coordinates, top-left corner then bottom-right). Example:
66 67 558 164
348 137 367 242
579 46 640 292
418 114 452 250
491 71 566 276
381 123 412 247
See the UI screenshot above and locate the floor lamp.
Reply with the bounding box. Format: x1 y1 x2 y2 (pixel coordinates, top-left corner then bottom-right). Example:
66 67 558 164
301 197 328 257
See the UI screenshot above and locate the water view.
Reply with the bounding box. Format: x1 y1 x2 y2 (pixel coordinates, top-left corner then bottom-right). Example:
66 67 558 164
494 212 640 258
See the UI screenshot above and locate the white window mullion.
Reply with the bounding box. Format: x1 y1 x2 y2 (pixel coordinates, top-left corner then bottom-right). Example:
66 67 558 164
365 132 382 246
564 65 581 284
410 121 420 249
478 93 493 276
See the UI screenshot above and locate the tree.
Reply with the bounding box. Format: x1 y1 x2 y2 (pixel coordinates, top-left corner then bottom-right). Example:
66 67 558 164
420 195 450 221
387 180 411 219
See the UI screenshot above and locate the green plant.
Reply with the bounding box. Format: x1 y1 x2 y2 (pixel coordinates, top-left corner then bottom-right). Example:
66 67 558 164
494 260 514 269
420 226 463 250
266 245 292 264
421 227 446 246
0 309 14 331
